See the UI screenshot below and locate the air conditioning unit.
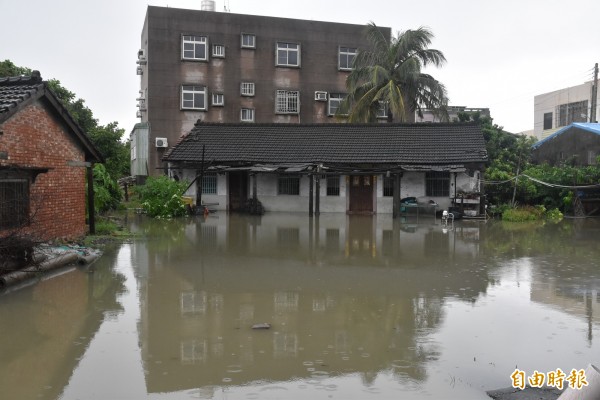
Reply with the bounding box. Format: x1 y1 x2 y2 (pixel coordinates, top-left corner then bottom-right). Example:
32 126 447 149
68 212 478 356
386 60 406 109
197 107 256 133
136 110 142 118
138 49 146 60
315 91 328 101
155 137 168 148
137 90 145 100
137 99 147 111
136 66 143 75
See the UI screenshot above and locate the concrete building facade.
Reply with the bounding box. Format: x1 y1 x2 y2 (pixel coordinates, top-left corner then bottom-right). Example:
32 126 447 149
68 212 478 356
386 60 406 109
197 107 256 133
534 81 599 140
133 6 391 178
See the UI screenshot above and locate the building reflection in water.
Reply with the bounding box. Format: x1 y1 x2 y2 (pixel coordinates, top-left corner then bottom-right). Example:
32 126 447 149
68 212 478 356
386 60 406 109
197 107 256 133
131 213 492 395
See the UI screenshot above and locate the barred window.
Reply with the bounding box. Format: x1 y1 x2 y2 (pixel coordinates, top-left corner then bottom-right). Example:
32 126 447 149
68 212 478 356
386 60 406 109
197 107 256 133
383 176 394 197
425 171 450 197
0 177 29 229
212 93 224 106
241 82 255 96
201 172 217 194
278 175 300 195
326 176 340 196
212 44 225 58
241 108 254 122
275 90 299 114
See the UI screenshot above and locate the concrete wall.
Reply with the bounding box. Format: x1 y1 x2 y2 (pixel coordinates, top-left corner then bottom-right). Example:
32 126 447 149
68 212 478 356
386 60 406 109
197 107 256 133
179 170 481 214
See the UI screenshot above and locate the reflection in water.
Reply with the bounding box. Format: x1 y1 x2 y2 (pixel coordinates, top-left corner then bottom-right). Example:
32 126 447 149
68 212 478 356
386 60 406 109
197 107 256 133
0 213 598 399
0 250 126 400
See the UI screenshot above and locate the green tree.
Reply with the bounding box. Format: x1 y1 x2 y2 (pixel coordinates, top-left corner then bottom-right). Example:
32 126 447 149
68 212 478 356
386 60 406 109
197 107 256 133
341 23 449 123
89 122 130 179
0 59 32 77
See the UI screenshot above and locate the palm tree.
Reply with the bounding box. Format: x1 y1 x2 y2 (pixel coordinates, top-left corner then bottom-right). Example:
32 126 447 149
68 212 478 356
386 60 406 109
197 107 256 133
341 23 449 123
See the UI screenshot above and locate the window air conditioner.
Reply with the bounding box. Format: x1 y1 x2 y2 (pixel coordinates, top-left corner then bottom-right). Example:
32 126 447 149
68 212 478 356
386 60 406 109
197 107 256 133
155 137 168 148
138 49 146 60
315 91 328 101
136 110 142 118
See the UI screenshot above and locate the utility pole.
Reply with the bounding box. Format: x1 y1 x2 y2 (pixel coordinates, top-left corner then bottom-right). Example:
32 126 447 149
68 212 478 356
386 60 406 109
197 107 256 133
591 63 598 123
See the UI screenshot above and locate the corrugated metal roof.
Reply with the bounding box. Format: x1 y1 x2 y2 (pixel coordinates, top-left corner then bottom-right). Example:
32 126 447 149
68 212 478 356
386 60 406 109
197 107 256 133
532 123 600 149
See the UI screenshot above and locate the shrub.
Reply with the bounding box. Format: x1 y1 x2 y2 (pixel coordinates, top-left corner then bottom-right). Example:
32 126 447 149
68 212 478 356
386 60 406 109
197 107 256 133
502 205 544 222
502 205 563 222
95 218 119 235
90 164 122 213
136 176 189 218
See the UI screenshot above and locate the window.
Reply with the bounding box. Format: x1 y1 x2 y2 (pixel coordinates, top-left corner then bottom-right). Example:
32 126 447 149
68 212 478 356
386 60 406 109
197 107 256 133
241 82 255 96
326 176 340 196
425 171 450 197
557 100 588 127
328 93 346 116
0 175 29 230
275 90 300 114
212 44 225 58
131 144 137 161
201 173 217 194
383 176 394 197
588 150 597 165
276 42 300 67
241 108 255 122
182 35 208 61
376 102 389 119
338 46 357 70
241 33 256 49
181 85 207 110
543 112 553 130
278 175 300 195
212 93 224 106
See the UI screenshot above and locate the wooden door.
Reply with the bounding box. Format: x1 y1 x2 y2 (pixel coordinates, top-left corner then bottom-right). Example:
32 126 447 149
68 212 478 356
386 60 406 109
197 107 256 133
349 175 374 214
228 172 248 211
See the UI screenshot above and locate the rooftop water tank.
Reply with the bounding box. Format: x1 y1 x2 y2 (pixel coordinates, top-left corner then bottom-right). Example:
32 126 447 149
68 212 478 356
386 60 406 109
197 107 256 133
201 0 216 11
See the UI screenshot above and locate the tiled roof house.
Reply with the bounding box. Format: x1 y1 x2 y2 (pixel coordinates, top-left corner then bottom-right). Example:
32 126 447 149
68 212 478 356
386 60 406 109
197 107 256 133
0 71 103 240
164 122 487 215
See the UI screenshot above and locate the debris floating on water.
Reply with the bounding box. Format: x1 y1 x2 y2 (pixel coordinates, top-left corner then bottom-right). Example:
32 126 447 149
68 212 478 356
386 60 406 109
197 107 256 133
251 323 271 330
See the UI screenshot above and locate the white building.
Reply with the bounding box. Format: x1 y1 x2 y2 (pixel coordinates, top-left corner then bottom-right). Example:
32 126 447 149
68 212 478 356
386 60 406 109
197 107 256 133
534 81 599 140
163 122 488 216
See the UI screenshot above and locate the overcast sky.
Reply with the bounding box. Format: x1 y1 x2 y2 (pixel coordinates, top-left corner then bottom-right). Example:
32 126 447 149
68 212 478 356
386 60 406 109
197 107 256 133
2 0 598 136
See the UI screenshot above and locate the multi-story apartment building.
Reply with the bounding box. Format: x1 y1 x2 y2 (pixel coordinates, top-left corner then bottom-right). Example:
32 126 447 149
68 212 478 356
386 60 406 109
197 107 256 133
131 4 391 179
534 80 599 140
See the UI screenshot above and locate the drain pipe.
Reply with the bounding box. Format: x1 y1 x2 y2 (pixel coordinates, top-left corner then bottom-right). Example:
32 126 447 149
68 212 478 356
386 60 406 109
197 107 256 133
557 364 600 400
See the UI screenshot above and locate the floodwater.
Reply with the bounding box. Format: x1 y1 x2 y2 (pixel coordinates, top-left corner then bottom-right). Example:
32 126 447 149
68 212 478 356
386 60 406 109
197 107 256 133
0 213 598 400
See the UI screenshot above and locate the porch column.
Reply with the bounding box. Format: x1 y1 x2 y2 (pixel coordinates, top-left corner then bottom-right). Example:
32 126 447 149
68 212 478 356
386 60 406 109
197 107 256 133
315 175 321 216
252 173 257 200
309 174 314 216
392 173 401 218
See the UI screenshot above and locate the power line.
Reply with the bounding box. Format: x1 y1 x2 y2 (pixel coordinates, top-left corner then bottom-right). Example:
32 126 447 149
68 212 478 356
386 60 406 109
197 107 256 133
483 173 600 189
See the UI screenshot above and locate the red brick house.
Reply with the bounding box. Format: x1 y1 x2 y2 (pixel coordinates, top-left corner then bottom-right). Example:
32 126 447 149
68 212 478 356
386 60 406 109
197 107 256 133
0 71 103 240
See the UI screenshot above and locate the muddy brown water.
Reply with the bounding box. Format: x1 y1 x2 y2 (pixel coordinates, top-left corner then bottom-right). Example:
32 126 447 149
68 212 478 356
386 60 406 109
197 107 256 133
0 213 598 399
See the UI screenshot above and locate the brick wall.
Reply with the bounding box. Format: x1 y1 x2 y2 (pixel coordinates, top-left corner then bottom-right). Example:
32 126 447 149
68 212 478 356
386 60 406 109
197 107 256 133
0 100 88 241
